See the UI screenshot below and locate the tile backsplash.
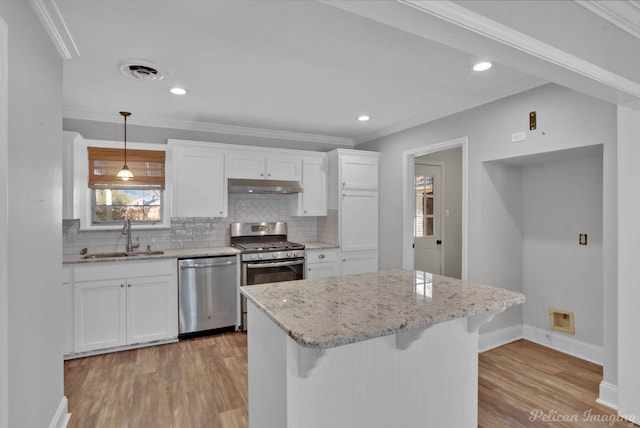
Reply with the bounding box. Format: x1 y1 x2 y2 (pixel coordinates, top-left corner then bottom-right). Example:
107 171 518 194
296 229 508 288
63 194 332 255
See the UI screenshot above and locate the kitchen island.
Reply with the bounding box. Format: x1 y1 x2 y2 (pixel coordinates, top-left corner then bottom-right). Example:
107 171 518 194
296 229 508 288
241 269 525 428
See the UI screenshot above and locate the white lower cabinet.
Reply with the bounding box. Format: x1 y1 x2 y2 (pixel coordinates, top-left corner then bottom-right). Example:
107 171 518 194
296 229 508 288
62 266 74 355
72 259 178 354
306 248 339 279
340 250 379 276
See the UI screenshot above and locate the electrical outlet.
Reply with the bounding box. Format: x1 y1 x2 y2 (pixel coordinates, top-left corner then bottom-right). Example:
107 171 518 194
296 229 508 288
511 131 526 143
579 234 587 245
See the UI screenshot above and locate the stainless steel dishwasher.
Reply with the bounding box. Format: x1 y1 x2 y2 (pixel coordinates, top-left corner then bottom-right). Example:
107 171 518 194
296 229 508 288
178 255 238 337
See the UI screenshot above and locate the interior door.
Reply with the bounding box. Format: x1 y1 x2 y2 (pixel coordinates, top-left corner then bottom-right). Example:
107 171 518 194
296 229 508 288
414 164 442 274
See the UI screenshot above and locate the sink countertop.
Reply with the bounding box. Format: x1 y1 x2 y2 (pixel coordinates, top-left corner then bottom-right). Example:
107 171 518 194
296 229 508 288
303 242 339 250
63 246 240 264
241 269 525 349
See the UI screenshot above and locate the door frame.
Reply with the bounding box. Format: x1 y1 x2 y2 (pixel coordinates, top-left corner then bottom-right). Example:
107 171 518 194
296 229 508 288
413 161 444 274
0 15 9 428
401 137 468 279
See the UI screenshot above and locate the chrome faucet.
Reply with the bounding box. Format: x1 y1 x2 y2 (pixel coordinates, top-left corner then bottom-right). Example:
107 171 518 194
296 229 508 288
122 217 140 252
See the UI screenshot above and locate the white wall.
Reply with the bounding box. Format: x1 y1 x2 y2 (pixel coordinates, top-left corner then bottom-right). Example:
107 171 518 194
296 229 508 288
479 161 524 329
357 83 617 388
617 105 640 419
0 2 66 427
0 14 8 428
521 154 603 347
416 147 462 279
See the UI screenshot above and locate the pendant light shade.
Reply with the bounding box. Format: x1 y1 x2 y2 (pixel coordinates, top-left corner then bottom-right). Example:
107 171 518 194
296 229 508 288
116 111 134 180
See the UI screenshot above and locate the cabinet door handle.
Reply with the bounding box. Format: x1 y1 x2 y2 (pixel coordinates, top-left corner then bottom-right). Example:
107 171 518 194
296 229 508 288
260 173 264 177
127 283 132 288
268 173 271 177
318 253 325 259
120 283 125 288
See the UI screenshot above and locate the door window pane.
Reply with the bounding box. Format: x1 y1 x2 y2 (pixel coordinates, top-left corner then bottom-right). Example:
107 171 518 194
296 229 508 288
414 174 435 237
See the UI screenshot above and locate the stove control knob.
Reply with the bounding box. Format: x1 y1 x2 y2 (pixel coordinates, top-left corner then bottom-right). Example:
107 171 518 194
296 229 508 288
273 253 278 259
258 254 264 259
250 254 256 260
287 252 293 258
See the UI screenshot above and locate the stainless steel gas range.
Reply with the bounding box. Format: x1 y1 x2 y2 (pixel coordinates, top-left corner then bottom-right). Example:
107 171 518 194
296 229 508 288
230 222 305 331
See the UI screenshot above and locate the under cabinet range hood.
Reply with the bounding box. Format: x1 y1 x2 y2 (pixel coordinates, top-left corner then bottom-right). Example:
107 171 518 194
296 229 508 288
228 178 303 194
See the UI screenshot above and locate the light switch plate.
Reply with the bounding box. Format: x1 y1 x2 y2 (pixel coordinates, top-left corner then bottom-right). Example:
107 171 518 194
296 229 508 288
511 131 526 143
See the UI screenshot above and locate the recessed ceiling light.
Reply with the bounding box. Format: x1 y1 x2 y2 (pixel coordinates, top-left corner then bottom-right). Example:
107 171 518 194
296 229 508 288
169 87 188 95
357 115 371 122
472 61 492 72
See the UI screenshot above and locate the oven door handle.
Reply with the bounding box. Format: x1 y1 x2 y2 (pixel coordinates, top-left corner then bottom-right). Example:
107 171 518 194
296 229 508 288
246 260 304 269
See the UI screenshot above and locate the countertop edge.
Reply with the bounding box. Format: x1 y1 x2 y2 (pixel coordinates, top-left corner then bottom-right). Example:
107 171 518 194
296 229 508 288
303 242 339 250
63 247 241 264
241 270 526 350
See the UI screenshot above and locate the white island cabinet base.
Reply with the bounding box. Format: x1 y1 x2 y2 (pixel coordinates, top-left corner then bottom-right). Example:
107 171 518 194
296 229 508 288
248 302 478 428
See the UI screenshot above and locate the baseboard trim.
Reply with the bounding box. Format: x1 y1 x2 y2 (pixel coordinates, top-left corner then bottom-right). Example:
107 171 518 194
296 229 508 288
596 381 618 410
478 324 523 352
522 324 603 365
48 396 70 428
478 324 604 366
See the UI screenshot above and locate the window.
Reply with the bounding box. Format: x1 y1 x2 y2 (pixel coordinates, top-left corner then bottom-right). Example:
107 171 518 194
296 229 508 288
88 146 166 225
93 189 162 223
414 175 434 237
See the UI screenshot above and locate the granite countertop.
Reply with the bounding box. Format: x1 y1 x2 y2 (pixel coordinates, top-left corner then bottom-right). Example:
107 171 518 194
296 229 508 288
63 246 240 264
303 242 339 250
241 269 525 349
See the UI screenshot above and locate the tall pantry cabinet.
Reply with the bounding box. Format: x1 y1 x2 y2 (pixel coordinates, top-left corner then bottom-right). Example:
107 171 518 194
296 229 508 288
328 149 380 275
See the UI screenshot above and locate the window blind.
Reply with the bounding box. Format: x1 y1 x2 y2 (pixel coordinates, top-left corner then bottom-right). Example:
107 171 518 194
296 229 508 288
88 147 166 189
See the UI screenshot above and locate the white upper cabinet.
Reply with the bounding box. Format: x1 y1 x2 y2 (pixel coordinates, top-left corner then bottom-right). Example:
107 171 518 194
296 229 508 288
340 153 379 190
227 151 301 181
169 141 227 218
290 155 327 216
63 132 80 219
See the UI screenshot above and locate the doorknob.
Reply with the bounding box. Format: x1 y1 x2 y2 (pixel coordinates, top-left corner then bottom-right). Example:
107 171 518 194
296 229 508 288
436 240 442 245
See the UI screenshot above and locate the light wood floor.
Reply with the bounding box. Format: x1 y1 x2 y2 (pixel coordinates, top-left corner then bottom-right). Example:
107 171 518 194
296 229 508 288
479 340 633 427
65 335 631 427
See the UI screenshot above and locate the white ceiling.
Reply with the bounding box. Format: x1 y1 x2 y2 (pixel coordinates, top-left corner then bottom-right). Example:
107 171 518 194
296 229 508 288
41 1 640 147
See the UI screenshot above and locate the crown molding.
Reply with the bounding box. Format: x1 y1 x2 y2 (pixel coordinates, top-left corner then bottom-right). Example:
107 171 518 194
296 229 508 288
399 0 640 99
29 0 79 60
355 76 546 144
576 1 640 41
63 110 354 147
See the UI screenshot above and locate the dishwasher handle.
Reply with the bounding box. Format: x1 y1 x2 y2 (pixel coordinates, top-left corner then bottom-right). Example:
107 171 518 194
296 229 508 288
180 259 236 269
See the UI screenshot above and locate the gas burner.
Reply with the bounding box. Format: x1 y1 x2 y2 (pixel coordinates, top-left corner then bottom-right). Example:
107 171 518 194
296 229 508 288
229 222 305 256
231 241 305 253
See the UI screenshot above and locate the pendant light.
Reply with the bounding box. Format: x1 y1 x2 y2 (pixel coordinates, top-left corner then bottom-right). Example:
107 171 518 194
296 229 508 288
116 111 134 180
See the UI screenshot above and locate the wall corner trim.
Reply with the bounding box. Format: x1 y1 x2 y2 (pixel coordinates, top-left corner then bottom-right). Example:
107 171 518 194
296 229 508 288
48 396 71 428
597 381 619 411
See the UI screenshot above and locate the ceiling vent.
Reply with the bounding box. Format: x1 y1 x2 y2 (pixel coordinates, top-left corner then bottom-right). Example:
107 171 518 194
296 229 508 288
118 59 167 81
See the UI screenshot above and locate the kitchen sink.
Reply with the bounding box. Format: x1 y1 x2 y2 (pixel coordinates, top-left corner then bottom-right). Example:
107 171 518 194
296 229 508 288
82 250 164 259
